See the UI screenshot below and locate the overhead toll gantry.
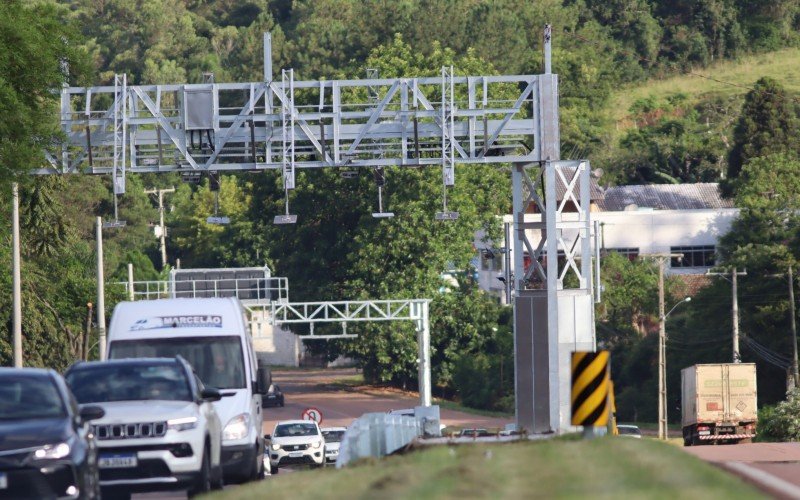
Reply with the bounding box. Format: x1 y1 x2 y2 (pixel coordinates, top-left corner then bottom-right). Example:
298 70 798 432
42 28 597 434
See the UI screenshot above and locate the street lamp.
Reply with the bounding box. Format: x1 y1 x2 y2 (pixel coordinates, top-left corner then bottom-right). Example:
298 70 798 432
658 296 691 440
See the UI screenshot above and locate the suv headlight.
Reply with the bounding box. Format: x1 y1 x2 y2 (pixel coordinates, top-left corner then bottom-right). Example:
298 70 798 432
270 443 281 451
34 442 70 460
311 440 322 449
167 416 198 432
223 414 250 441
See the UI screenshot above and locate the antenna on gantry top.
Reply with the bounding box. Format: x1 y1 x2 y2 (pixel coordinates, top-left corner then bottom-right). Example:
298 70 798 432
274 69 298 225
435 66 459 221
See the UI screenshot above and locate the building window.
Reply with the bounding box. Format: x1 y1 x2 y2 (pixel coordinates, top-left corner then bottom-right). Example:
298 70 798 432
607 248 639 261
670 246 716 268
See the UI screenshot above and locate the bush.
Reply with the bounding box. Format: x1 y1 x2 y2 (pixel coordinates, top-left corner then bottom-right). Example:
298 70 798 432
757 389 800 441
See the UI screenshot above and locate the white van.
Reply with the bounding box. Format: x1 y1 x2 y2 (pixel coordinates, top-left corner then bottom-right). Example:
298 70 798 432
107 298 268 483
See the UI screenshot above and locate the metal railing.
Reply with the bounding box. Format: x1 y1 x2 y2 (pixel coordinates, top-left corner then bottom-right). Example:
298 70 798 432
335 406 441 468
335 413 422 468
114 276 289 303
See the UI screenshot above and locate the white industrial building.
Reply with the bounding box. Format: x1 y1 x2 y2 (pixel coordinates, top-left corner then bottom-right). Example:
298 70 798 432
476 183 739 304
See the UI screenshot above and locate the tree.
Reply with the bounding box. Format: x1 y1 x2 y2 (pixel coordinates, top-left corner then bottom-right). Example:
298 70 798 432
0 1 88 186
715 153 800 405
245 36 511 386
726 78 800 185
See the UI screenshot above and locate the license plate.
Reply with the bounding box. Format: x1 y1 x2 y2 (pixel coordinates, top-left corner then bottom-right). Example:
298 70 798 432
98 454 138 469
267 395 276 399
288 452 303 458
0 472 7 490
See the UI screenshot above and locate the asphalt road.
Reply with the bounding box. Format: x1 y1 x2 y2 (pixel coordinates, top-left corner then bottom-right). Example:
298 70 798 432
685 442 800 498
261 368 513 432
133 368 511 498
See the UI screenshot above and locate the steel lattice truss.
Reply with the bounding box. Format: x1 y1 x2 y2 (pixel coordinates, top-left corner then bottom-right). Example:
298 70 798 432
265 299 429 325
514 160 594 292
47 70 556 193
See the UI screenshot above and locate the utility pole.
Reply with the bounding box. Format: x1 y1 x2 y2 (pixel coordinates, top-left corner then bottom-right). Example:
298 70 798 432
145 187 175 269
96 217 106 361
658 257 666 441
707 268 747 363
789 265 799 387
647 252 684 441
12 182 22 368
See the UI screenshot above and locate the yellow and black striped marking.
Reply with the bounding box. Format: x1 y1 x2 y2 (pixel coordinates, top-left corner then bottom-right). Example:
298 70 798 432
571 351 610 427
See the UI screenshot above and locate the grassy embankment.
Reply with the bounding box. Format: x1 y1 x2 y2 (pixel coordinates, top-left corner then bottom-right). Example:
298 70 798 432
607 47 800 141
208 437 759 500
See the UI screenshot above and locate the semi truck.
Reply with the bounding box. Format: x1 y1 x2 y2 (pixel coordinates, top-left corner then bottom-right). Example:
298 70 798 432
681 363 757 446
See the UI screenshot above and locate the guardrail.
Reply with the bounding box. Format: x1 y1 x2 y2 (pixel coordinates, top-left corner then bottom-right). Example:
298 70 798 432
335 406 441 468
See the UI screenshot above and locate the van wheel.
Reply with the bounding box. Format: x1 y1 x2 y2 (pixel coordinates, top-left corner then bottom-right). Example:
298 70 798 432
189 446 211 497
248 444 264 481
211 462 224 490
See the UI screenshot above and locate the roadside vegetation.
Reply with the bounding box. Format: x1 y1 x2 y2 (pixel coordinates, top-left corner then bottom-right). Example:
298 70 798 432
4 0 800 420
207 438 760 499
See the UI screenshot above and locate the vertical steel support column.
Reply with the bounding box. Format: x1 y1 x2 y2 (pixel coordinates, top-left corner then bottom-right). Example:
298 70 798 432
12 183 22 368
264 33 273 165
416 301 432 407
543 161 561 428
96 217 107 360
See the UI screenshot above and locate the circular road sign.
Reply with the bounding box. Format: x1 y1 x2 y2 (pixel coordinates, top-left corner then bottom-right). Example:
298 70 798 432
301 407 323 424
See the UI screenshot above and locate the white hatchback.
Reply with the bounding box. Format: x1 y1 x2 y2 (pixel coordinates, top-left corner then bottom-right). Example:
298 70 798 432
267 421 324 473
320 427 347 464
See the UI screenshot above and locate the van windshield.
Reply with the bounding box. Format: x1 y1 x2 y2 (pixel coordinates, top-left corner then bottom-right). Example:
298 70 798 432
109 336 246 389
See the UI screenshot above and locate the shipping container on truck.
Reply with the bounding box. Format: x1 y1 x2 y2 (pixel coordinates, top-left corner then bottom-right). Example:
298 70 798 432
681 363 757 446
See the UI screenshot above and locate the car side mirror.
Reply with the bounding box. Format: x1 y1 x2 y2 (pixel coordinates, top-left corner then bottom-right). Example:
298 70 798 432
256 367 271 395
264 434 271 441
201 387 222 402
79 405 105 423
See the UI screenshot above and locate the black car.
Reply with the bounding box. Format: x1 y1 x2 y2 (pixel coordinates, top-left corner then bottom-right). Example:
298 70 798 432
0 368 105 499
262 384 284 408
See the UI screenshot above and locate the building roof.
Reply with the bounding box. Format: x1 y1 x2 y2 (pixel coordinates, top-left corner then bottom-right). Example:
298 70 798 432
596 183 734 211
554 167 605 202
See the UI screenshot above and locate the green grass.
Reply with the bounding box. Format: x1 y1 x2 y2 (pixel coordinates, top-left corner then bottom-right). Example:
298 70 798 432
607 47 800 139
206 437 760 500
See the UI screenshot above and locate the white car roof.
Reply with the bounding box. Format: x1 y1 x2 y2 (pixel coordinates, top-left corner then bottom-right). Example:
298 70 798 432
275 420 319 427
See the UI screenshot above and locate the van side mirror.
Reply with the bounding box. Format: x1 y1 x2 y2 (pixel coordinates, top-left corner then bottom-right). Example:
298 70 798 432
256 367 271 395
201 387 222 402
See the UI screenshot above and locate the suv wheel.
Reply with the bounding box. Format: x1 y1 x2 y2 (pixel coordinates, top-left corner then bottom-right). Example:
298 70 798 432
189 446 212 497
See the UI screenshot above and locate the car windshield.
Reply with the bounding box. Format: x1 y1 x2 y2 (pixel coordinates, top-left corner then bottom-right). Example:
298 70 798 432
0 375 66 420
275 423 318 437
109 336 245 389
322 430 345 443
67 363 192 403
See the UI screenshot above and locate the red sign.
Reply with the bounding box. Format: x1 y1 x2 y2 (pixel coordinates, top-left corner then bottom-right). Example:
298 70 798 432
301 407 323 424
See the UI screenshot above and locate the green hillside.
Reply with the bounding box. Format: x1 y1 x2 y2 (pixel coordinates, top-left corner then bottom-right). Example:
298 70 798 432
609 47 800 136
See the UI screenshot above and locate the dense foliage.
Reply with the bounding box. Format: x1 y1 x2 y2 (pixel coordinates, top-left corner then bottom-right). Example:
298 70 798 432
5 0 800 416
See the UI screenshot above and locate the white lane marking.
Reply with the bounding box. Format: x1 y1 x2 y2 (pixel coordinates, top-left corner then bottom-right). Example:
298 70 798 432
725 461 800 499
